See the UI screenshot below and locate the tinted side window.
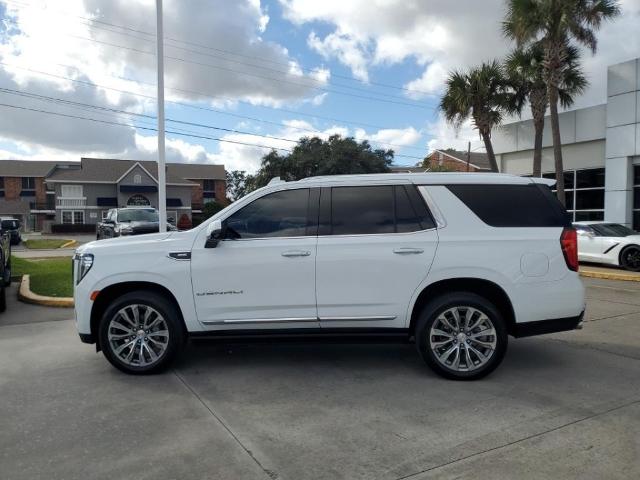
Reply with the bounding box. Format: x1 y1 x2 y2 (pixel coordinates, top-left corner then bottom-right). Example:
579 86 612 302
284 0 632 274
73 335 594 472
396 185 435 232
226 189 311 239
331 186 394 235
446 184 568 227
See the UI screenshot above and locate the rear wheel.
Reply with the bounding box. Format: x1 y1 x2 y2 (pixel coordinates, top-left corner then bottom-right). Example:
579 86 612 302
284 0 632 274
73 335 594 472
99 291 185 374
416 292 507 380
620 245 640 272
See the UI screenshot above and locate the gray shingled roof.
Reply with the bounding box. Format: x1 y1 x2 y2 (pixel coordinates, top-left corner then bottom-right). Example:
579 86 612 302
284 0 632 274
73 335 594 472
0 160 71 177
44 158 224 185
434 149 492 170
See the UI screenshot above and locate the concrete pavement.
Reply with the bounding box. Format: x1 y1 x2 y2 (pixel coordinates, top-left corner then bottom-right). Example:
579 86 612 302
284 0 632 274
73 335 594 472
0 278 639 480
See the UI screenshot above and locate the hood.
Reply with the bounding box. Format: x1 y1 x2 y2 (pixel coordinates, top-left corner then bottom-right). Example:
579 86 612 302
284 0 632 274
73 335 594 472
76 231 175 255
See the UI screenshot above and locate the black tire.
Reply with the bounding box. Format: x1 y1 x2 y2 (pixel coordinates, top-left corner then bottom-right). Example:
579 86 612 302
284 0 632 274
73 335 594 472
0 284 6 313
3 257 11 287
415 292 508 380
620 245 640 272
99 290 185 375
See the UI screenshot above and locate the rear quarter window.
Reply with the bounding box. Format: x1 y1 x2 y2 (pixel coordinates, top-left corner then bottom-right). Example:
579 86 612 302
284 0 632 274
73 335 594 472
446 184 569 227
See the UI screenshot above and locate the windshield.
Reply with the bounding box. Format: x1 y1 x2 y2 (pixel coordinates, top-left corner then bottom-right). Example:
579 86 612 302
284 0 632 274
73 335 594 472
117 209 159 223
590 223 637 237
1 219 19 230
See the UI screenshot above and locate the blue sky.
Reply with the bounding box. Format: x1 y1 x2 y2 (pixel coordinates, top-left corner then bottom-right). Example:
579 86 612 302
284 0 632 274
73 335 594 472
0 0 638 171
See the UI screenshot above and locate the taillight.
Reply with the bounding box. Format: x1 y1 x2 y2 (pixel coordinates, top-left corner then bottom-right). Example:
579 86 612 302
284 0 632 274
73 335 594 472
560 227 578 272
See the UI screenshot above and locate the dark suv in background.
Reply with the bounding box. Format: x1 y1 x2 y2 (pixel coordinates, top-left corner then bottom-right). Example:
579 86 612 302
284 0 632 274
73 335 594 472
96 207 177 240
0 218 21 245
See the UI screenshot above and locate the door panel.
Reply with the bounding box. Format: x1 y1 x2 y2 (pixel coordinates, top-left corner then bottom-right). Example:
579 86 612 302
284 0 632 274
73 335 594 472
315 184 438 329
316 231 437 328
191 237 319 328
191 187 320 330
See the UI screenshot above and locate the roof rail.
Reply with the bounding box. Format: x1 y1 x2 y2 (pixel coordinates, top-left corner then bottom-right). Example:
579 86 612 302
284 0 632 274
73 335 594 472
268 177 285 185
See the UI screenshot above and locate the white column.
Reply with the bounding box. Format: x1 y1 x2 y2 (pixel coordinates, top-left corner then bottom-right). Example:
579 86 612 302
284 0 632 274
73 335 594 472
604 59 639 226
156 0 167 232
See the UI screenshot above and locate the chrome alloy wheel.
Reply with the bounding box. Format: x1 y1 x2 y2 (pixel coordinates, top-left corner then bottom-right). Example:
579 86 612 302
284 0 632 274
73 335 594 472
429 306 497 372
107 304 169 368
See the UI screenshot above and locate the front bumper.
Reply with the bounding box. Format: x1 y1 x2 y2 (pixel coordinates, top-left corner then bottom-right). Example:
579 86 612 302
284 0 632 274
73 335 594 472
512 310 585 338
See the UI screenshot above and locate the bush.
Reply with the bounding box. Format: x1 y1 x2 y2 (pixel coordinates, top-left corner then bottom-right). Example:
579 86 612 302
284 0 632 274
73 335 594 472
177 214 192 230
51 223 97 234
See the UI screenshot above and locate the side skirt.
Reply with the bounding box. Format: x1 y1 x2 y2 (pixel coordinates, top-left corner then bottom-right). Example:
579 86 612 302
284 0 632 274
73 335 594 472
188 328 412 344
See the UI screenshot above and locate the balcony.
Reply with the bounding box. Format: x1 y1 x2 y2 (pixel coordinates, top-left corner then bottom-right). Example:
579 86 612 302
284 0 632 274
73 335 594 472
57 197 87 208
29 201 56 211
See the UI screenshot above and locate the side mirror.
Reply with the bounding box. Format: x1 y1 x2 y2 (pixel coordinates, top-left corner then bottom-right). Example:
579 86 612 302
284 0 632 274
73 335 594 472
205 219 224 248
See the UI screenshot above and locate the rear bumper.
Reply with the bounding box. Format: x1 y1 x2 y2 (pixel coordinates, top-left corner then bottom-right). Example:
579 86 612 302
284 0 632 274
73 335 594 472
512 310 584 338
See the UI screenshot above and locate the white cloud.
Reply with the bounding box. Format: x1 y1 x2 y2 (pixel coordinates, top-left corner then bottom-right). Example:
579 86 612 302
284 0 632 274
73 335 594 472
280 0 640 108
403 62 447 98
426 114 484 153
308 31 370 82
355 126 421 147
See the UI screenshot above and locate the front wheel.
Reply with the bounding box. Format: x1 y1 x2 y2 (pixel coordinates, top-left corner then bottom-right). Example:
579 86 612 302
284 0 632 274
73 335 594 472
98 291 185 374
415 292 507 380
620 245 640 272
3 257 11 287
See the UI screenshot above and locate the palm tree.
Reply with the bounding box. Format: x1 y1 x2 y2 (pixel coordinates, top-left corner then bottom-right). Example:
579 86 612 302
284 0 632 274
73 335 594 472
503 0 620 205
505 43 587 177
439 61 510 172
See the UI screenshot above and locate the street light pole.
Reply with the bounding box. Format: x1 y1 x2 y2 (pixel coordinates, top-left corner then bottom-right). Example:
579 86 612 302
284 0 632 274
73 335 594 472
156 0 167 232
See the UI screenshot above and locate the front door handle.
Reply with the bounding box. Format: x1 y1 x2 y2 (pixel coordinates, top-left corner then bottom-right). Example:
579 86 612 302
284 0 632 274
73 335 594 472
281 250 311 258
393 247 424 255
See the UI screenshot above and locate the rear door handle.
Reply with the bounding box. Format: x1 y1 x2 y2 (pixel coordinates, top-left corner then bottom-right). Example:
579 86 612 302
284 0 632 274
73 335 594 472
393 248 424 255
281 250 311 257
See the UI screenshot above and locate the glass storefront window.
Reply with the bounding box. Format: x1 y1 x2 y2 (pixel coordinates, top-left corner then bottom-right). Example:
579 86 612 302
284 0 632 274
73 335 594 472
542 168 605 222
634 165 639 230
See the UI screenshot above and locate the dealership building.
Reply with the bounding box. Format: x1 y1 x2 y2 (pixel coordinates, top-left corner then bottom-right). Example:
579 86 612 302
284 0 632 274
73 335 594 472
493 58 640 230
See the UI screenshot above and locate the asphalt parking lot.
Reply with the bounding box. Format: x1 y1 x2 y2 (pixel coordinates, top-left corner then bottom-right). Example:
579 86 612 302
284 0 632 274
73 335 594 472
1 278 639 480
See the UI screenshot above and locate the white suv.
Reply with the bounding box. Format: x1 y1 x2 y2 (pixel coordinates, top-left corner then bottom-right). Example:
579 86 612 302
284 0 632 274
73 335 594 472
74 173 585 380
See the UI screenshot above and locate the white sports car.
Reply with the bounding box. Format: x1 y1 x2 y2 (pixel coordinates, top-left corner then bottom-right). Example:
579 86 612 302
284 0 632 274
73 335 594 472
574 222 640 271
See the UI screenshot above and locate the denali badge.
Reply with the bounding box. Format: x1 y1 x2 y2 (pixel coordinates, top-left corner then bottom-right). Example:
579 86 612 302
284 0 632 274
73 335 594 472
195 290 244 297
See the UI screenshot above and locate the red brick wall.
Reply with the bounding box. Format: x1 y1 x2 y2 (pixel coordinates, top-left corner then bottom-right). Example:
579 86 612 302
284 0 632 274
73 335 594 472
190 179 228 206
426 153 483 172
4 177 21 200
191 181 203 207
215 180 228 205
35 178 46 203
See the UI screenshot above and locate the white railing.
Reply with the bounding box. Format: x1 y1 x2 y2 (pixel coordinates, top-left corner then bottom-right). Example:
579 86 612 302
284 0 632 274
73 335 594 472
57 197 87 207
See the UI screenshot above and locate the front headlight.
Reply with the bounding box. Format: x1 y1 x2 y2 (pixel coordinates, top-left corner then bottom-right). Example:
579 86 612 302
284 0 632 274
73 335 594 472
75 253 94 284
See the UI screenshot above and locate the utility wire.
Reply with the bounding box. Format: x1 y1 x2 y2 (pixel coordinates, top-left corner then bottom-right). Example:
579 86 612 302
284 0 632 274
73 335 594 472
62 34 433 110
0 62 427 155
0 87 426 160
0 0 434 97
0 101 295 152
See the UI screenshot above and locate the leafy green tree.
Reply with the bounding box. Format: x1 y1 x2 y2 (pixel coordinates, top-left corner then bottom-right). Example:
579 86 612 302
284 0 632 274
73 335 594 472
249 135 393 190
439 61 510 172
504 0 620 204
202 201 224 219
505 43 587 177
226 170 250 201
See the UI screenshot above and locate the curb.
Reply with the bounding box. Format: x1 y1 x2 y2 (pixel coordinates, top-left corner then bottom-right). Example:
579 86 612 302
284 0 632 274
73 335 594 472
60 240 77 249
579 269 640 282
18 274 74 308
